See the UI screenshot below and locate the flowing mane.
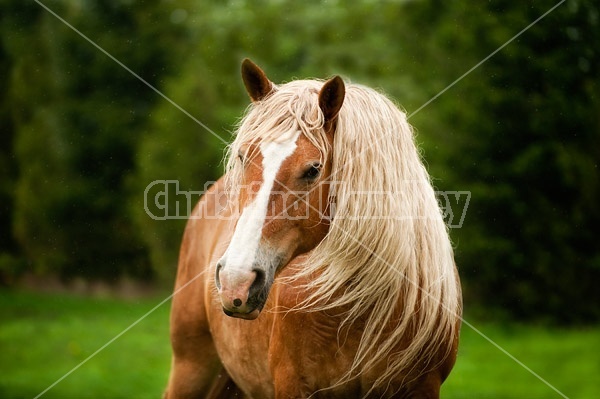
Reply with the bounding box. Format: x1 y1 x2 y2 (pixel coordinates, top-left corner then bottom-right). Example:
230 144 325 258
226 78 461 393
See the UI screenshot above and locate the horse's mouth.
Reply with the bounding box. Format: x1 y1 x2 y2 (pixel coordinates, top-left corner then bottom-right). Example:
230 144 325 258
223 307 261 320
221 295 266 320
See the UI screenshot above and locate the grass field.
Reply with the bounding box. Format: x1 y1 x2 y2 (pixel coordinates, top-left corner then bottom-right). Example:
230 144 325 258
1 289 597 398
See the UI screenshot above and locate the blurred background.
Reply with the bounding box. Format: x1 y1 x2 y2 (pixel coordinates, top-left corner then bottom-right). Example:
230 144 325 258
1 0 599 398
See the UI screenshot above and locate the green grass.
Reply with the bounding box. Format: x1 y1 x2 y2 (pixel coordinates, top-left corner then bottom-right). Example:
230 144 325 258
442 320 599 398
1 290 598 398
0 290 172 399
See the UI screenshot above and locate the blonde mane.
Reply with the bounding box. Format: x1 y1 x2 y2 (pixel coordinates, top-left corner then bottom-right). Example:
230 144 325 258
226 79 461 394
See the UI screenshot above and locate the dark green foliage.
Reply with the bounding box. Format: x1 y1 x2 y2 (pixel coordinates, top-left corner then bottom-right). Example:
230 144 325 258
405 1 600 323
1 0 598 323
2 0 189 281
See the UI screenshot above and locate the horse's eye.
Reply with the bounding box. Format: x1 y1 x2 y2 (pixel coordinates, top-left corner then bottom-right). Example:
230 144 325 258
238 153 244 164
302 163 322 180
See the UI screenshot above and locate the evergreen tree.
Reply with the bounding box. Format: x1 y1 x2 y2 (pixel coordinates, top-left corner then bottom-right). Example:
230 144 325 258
407 0 600 323
3 0 187 281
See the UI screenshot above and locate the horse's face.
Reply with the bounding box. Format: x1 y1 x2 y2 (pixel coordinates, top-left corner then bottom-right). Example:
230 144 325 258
215 59 344 319
238 132 334 257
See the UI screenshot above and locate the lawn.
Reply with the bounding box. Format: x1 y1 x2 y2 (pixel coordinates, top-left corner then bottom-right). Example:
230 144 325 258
0 290 171 399
0 289 597 398
442 320 599 398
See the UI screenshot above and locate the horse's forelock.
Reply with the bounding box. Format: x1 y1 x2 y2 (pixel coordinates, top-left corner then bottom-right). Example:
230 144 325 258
225 80 333 196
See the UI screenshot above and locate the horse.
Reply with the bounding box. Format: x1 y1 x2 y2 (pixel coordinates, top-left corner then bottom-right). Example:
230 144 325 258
165 59 462 398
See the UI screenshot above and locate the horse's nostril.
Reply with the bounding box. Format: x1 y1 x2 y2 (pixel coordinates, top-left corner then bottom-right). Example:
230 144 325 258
215 261 223 290
233 298 242 307
249 268 266 298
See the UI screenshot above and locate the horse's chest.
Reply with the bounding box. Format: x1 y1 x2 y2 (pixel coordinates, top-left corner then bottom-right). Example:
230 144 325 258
272 310 361 388
210 293 361 398
209 310 274 397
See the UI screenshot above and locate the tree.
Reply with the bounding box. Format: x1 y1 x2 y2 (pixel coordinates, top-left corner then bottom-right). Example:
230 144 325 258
406 0 600 323
3 0 188 281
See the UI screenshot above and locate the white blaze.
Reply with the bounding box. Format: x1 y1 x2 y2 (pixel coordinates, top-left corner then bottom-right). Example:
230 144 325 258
220 132 300 283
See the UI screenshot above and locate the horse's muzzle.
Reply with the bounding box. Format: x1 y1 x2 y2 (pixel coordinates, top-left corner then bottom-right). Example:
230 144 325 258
215 262 269 319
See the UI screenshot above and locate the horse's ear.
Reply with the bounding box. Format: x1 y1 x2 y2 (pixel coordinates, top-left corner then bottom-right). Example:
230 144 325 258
241 58 275 102
319 76 345 130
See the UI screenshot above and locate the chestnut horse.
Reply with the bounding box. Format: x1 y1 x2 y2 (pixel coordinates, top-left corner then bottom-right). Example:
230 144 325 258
165 59 462 398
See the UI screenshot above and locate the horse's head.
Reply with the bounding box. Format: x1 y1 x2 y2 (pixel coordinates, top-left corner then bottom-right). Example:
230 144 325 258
215 59 345 319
